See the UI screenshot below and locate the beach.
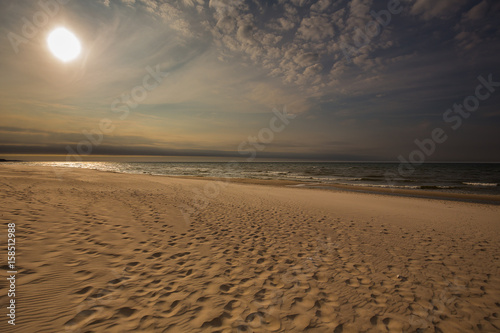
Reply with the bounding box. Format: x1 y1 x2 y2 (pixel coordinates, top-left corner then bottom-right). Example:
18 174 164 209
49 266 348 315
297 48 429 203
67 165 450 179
1 164 499 332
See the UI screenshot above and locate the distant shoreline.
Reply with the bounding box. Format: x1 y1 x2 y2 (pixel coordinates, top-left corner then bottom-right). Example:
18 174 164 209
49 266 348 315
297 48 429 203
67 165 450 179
4 163 497 205
167 175 500 205
0 159 22 162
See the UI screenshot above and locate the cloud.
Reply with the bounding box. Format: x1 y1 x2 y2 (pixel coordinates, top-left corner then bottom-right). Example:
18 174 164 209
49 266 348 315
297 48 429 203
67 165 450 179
410 0 467 20
454 30 481 50
290 0 310 7
454 1 500 51
267 4 299 31
181 0 195 7
311 0 331 13
294 52 320 66
462 0 489 21
1 0 500 161
345 0 373 31
296 15 335 41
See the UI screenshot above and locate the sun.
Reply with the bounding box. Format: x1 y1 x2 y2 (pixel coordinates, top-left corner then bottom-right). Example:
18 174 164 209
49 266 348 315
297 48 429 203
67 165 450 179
47 27 81 62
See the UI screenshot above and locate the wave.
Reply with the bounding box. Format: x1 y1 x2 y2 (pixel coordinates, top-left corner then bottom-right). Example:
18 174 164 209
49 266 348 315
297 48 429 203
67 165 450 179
290 176 362 181
335 183 463 191
335 182 421 189
360 177 385 182
462 182 498 187
420 185 459 190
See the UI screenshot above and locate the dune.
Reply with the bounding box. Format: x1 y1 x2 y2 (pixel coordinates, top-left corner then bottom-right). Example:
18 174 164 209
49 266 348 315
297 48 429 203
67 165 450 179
0 164 499 332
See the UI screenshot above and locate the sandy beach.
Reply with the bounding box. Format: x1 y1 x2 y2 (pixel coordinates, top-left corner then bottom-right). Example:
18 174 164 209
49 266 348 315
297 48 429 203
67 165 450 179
1 165 499 333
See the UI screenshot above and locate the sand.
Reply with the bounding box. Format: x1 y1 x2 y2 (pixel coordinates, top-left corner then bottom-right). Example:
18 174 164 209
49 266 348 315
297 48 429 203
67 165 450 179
0 165 499 332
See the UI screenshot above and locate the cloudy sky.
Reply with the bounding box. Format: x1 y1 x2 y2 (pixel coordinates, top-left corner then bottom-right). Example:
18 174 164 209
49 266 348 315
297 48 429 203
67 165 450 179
1 0 499 161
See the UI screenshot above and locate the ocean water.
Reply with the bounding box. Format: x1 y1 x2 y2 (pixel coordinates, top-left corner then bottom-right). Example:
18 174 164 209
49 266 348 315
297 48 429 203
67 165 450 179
12 161 500 196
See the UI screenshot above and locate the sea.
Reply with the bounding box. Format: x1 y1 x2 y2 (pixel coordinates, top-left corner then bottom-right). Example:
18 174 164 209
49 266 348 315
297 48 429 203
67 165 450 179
12 161 500 196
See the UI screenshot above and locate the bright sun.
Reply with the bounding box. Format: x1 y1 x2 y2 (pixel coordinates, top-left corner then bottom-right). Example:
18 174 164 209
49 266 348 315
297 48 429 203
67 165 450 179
47 27 81 62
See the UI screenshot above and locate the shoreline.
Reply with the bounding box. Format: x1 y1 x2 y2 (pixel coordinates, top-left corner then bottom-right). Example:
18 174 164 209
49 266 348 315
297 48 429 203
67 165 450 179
5 163 499 205
1 164 499 332
174 175 500 205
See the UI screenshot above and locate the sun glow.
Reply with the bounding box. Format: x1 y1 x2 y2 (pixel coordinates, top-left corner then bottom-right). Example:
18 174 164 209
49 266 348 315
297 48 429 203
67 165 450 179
47 27 81 62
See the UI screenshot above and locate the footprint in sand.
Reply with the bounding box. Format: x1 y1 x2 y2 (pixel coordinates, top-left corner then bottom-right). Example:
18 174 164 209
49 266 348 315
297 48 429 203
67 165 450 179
117 307 136 317
64 309 96 327
74 286 93 295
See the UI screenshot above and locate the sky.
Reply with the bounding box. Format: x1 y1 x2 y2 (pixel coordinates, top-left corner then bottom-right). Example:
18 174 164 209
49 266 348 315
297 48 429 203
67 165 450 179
0 0 499 162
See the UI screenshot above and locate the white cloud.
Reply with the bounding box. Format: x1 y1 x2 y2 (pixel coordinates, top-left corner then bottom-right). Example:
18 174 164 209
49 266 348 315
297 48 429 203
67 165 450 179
268 17 297 31
105 0 498 114
267 4 299 31
345 0 372 31
311 0 331 12
296 15 335 41
181 0 196 7
139 0 158 12
293 52 320 66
